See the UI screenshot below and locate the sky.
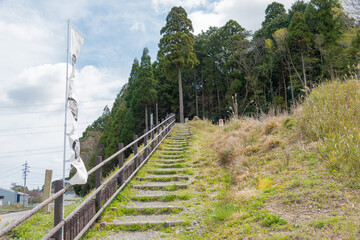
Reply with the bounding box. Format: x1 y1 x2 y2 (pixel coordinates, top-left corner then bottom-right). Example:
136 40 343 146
0 0 297 191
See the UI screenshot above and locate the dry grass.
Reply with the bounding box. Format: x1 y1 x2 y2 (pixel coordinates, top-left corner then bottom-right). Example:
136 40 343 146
184 96 360 239
298 80 360 184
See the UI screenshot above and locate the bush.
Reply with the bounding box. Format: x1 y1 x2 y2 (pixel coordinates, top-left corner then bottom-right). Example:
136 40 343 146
298 80 360 179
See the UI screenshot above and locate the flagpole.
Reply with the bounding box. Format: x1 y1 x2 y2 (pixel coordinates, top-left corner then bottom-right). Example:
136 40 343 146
61 19 70 240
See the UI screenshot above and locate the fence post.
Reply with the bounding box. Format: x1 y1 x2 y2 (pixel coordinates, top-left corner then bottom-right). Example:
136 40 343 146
144 129 148 160
156 103 159 135
95 156 102 221
133 135 138 169
161 118 164 139
118 143 124 186
53 180 63 240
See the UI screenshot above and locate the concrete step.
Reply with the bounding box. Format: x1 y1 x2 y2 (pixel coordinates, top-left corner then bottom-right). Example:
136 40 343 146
165 142 187 146
147 168 184 175
151 159 185 164
131 182 188 190
97 231 167 240
136 175 189 181
100 215 185 228
162 147 186 151
116 201 185 214
157 155 182 159
130 190 175 198
158 150 183 155
150 163 185 169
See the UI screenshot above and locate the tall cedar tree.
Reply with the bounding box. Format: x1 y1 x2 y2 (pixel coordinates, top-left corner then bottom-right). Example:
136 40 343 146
158 6 198 123
131 48 157 130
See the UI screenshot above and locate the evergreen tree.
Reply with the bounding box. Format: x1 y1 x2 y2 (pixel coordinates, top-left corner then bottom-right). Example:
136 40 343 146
158 6 198 123
288 11 313 87
131 48 157 130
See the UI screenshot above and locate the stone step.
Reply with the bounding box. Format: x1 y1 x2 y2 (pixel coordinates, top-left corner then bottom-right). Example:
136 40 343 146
136 175 189 181
162 147 186 151
130 190 174 198
157 155 182 159
119 201 185 213
150 163 185 169
166 142 187 145
147 168 184 175
100 215 185 229
158 150 183 155
98 231 167 240
131 182 188 190
151 159 185 164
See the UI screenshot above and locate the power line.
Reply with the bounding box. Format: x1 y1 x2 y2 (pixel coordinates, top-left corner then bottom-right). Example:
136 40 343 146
30 167 63 170
0 105 106 116
0 150 62 159
0 171 20 179
0 130 64 137
0 146 62 155
0 166 21 175
0 121 91 132
0 99 114 109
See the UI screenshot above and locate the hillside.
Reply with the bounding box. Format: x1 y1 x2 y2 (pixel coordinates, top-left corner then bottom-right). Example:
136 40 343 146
79 80 360 239
175 80 360 239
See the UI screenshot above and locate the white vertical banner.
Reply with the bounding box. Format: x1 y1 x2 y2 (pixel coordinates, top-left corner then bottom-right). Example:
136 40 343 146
67 26 87 185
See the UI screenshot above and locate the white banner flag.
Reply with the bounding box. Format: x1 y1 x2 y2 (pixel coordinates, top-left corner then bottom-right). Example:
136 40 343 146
67 26 87 185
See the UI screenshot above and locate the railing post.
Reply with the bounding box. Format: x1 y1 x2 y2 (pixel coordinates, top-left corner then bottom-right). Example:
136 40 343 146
133 135 138 169
144 129 148 160
151 126 155 149
156 103 159 135
95 156 102 221
161 118 165 139
118 143 124 186
53 180 63 240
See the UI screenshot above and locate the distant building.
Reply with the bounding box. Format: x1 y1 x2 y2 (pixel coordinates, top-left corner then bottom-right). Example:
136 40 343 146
0 188 30 207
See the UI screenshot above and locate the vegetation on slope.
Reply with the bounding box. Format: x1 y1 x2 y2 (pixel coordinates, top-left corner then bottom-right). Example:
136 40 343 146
174 80 360 239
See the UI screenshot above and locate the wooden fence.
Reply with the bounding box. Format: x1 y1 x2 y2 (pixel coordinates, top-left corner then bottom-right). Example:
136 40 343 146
0 113 176 240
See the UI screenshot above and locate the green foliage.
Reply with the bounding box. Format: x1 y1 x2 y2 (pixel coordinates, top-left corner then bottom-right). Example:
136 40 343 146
210 203 236 222
288 11 312 50
158 6 198 72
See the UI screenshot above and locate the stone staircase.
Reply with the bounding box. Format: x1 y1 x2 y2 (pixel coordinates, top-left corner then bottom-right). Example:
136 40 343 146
95 124 192 240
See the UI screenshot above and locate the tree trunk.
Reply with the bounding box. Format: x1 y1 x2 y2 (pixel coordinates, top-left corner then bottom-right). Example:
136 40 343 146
145 105 148 132
282 66 287 109
194 72 199 117
201 66 205 119
301 52 307 88
287 61 295 106
178 66 184 123
216 85 221 117
329 58 335 81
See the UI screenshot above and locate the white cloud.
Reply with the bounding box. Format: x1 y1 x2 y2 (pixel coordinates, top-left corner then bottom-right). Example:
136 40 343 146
189 0 298 34
131 22 146 32
151 0 209 14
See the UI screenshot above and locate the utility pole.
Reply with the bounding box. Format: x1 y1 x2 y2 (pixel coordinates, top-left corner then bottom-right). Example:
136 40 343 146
22 161 30 206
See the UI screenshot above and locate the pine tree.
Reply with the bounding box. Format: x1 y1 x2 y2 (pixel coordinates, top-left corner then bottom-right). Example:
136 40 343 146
158 6 198 123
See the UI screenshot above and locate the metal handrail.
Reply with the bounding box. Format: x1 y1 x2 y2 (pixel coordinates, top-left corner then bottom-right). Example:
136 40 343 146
0 114 175 238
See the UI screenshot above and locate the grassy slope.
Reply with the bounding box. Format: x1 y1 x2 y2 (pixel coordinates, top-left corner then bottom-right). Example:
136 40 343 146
175 81 360 239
